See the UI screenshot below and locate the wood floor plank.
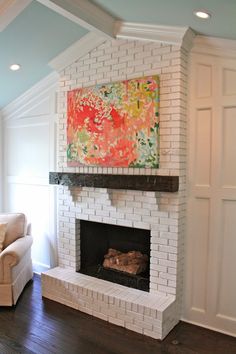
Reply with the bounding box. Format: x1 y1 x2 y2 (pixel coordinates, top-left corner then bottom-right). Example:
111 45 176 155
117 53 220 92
0 275 235 354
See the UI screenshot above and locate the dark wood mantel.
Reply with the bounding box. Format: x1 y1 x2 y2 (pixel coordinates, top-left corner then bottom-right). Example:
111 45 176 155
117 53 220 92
49 172 179 192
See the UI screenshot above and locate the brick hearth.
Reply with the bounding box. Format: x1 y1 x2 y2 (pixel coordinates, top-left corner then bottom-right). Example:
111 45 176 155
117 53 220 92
42 267 176 339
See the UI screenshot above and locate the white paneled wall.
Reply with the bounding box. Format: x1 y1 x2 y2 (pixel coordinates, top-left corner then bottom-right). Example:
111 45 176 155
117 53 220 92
1 74 58 272
184 47 236 337
0 113 3 212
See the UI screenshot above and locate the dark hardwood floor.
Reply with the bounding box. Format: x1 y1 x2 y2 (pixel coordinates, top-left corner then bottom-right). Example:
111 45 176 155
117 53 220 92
0 275 235 354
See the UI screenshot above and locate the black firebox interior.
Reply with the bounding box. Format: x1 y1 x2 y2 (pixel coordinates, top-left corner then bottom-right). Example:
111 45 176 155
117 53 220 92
79 220 150 292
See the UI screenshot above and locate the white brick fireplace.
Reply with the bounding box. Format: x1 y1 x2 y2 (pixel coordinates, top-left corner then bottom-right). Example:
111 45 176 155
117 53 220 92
42 35 191 340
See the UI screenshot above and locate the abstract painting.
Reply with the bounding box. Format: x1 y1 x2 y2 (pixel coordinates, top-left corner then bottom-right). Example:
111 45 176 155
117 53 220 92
67 75 159 168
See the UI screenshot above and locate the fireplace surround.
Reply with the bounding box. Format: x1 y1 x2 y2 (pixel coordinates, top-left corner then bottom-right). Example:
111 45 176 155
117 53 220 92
41 36 190 340
42 183 182 339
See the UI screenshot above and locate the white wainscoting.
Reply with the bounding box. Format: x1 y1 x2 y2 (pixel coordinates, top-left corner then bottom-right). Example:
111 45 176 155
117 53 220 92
2 73 58 273
0 113 3 212
184 46 236 337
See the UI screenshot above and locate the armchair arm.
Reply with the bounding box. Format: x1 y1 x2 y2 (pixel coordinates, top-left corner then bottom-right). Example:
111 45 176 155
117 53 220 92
0 235 33 283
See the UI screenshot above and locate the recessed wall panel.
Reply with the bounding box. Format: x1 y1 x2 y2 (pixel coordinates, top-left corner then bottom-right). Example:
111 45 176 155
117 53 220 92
222 107 236 187
7 183 51 267
223 68 236 96
217 200 236 320
196 64 212 98
195 109 212 186
5 123 49 178
191 198 210 312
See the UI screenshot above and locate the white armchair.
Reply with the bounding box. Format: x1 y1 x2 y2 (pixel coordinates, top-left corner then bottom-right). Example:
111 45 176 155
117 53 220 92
0 213 33 306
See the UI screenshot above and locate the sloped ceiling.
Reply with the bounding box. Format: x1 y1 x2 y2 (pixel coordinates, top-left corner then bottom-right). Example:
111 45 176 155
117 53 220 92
1 0 236 109
0 0 87 108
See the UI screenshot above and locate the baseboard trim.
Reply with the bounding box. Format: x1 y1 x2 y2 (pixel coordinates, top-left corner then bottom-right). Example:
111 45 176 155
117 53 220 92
33 261 51 274
181 317 236 338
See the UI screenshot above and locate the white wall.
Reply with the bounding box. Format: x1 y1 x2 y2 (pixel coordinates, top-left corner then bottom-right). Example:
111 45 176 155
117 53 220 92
0 113 3 212
1 73 59 273
183 37 236 337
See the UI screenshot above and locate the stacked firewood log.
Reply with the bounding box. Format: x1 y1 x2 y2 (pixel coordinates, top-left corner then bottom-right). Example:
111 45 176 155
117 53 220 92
103 248 148 275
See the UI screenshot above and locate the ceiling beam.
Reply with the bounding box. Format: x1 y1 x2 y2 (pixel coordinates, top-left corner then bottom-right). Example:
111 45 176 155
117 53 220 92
36 0 116 38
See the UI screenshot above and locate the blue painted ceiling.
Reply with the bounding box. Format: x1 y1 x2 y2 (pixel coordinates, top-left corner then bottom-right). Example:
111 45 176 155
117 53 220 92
1 0 236 109
92 0 236 40
0 1 87 108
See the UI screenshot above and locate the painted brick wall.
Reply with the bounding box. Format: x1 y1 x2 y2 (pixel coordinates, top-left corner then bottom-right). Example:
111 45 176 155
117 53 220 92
56 38 188 302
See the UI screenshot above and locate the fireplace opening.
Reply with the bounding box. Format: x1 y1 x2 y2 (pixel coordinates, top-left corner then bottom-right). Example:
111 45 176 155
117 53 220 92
79 220 150 292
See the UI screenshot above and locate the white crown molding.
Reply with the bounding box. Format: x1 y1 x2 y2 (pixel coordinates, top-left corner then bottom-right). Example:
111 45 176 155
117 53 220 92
1 71 59 120
115 21 193 46
0 0 32 32
192 35 236 58
48 32 106 72
182 28 196 52
49 23 195 74
36 0 116 38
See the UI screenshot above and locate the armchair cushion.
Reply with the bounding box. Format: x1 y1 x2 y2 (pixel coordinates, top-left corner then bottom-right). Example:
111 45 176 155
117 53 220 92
0 223 7 252
0 213 27 249
0 212 33 305
0 235 33 283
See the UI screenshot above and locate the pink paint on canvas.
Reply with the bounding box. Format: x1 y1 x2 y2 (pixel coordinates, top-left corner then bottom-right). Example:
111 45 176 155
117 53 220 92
67 75 159 168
